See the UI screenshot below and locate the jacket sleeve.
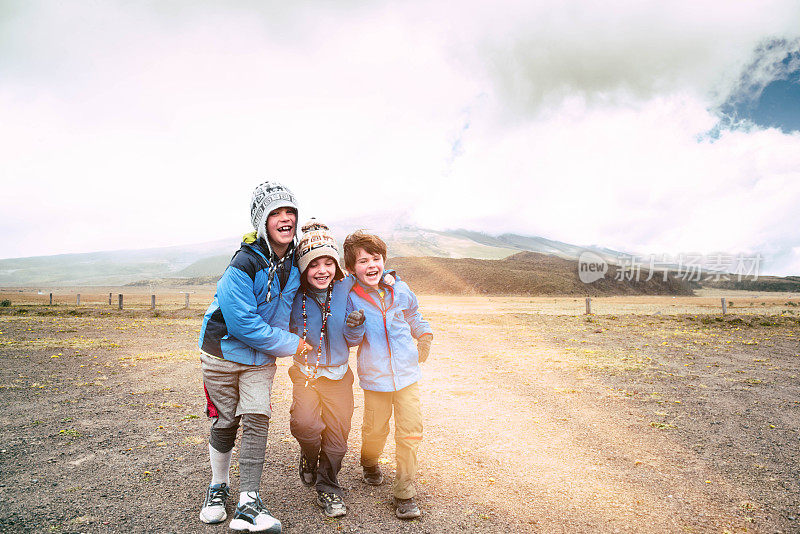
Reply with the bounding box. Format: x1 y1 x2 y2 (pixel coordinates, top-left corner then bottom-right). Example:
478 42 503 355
343 293 365 347
217 266 301 357
289 292 302 337
402 287 433 339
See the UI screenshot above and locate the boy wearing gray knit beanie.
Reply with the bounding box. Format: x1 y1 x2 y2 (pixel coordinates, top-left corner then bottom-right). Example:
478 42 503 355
198 181 313 533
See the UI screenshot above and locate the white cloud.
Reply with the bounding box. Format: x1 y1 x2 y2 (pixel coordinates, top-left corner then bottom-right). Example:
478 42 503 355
413 93 800 275
429 0 800 112
0 2 473 249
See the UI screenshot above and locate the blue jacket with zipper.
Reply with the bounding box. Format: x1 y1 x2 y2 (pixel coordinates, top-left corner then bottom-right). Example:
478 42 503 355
344 272 432 392
198 236 302 366
289 276 356 369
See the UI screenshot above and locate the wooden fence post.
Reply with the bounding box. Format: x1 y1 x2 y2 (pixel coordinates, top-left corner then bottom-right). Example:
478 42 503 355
118 294 123 310
108 293 112 306
185 293 190 309
585 297 592 315
76 294 80 305
721 297 727 315
151 295 156 310
49 293 53 305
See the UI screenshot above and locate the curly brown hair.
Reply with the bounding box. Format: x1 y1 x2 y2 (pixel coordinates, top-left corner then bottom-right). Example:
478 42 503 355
343 230 387 272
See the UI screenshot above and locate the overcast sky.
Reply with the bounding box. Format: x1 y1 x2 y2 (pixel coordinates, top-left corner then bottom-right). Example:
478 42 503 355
2 1 800 275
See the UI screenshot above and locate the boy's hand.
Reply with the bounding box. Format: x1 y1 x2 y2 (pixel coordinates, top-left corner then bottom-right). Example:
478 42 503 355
346 309 365 328
296 339 314 356
417 333 433 363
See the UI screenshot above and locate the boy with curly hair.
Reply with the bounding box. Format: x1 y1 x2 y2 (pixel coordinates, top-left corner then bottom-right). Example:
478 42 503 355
343 231 433 520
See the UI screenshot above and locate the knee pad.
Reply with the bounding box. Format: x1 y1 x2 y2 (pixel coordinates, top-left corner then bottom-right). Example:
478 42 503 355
209 426 238 453
241 413 270 438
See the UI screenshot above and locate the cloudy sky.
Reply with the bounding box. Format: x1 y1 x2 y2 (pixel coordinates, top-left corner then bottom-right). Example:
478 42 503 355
2 1 800 275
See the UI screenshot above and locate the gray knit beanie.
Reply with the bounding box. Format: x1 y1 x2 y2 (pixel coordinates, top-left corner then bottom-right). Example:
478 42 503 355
250 181 298 243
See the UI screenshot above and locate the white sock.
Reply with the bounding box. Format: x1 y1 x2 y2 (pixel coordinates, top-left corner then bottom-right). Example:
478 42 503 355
239 491 258 505
209 444 233 486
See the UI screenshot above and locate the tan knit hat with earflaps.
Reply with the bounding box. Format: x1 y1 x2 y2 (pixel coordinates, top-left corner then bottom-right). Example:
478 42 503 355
296 219 345 280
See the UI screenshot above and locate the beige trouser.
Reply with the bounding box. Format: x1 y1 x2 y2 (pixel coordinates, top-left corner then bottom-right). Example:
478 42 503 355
361 382 422 499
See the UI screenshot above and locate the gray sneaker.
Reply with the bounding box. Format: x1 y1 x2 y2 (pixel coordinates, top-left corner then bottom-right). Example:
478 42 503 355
229 492 282 533
299 454 317 487
199 483 229 524
316 491 346 518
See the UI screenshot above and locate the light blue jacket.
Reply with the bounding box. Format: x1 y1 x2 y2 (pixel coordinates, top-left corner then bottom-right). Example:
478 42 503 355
199 238 301 366
289 276 356 369
344 273 432 392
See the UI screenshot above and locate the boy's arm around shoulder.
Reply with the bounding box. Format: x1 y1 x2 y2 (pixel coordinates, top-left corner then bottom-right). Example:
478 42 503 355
289 290 302 337
217 265 303 357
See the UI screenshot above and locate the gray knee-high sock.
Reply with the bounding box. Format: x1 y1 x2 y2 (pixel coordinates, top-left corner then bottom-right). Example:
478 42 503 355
238 414 270 493
209 443 233 486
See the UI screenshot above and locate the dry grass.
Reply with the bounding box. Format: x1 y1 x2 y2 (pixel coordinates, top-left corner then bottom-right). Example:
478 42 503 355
418 290 800 316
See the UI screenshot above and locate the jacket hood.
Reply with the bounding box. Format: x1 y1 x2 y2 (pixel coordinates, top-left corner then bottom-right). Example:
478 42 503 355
242 230 258 244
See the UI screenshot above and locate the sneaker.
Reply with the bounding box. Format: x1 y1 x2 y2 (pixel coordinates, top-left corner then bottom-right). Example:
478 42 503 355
199 482 229 524
316 491 347 518
394 497 421 520
229 493 282 533
362 465 384 486
298 454 317 487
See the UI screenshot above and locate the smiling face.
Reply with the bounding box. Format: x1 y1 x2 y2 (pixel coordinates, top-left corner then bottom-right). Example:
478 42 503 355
265 207 297 257
305 256 337 290
353 247 385 290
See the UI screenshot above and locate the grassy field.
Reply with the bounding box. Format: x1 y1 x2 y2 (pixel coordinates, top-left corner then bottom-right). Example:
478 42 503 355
3 286 798 314
0 287 218 310
0 291 798 532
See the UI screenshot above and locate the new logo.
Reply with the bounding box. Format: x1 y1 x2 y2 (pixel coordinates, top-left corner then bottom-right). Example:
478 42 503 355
578 251 607 283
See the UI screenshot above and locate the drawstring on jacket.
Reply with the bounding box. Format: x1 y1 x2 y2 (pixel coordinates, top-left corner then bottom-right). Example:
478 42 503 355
242 230 296 303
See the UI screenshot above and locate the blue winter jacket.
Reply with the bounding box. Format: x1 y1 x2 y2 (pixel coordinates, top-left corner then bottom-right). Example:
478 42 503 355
344 272 432 392
289 276 356 369
199 238 302 366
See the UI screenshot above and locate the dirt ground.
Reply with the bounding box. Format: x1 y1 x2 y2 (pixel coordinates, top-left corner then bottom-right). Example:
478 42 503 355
0 293 798 533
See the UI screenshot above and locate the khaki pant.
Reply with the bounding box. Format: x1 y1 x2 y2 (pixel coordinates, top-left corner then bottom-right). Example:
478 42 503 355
361 382 422 499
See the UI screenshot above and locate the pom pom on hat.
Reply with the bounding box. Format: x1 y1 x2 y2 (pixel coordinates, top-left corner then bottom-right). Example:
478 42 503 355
301 220 329 233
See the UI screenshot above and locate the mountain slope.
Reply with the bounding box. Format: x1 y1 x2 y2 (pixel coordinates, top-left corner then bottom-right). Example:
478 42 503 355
0 238 238 286
0 223 628 286
388 252 694 296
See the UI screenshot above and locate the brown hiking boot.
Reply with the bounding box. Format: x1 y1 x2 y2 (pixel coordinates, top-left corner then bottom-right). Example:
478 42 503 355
394 497 421 519
362 465 384 486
